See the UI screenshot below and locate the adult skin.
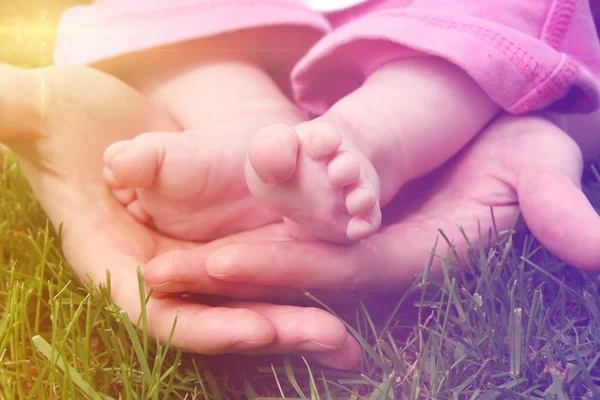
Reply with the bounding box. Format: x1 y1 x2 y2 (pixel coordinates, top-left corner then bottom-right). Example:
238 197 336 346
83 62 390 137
0 63 360 369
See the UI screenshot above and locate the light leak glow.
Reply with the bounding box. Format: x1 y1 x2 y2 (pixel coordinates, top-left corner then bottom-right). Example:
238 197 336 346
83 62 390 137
7 11 56 48
1 11 54 112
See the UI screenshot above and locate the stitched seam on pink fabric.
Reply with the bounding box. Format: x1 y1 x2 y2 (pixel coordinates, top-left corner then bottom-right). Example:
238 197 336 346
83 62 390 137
81 1 312 25
400 14 543 82
540 0 576 48
394 13 579 110
511 57 579 113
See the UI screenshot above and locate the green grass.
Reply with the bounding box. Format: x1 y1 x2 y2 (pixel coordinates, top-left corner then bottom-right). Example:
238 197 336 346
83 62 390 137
2 147 600 399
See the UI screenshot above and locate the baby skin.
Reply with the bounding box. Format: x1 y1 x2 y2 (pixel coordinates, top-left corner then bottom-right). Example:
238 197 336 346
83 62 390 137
102 51 306 240
104 55 499 243
247 56 500 242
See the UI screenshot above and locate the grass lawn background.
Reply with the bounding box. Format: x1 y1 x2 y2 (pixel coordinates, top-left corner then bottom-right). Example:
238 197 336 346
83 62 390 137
2 2 600 398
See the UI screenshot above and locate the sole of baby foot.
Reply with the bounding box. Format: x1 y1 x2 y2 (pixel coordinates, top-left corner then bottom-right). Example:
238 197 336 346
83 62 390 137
245 120 382 243
103 130 281 241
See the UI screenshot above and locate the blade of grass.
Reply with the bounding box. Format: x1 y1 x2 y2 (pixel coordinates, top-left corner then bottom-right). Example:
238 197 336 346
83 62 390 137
32 335 110 400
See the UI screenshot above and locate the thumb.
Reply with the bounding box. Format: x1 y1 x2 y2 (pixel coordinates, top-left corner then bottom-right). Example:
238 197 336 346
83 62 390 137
0 64 44 147
517 136 600 270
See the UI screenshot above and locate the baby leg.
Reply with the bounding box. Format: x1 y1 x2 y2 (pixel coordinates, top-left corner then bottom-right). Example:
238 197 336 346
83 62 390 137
246 57 500 243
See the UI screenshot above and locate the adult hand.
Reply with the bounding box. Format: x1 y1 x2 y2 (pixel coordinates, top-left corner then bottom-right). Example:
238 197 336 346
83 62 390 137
144 114 600 294
0 64 360 369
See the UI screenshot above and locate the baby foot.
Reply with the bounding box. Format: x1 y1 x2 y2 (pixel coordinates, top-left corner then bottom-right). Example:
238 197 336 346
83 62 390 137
103 125 281 241
245 119 381 243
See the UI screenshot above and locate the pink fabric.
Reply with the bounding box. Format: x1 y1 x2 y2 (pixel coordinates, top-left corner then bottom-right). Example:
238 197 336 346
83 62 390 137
54 0 600 115
293 0 600 114
53 0 331 65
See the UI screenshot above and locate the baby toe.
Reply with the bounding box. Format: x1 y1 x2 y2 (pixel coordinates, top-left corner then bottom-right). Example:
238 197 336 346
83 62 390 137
300 122 342 160
102 166 119 187
125 200 152 224
110 187 136 205
111 140 163 188
103 140 133 164
248 124 299 184
346 205 381 241
327 152 360 188
345 187 377 216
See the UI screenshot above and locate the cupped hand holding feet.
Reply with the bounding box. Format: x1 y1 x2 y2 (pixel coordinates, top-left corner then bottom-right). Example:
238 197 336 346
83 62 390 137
0 63 360 369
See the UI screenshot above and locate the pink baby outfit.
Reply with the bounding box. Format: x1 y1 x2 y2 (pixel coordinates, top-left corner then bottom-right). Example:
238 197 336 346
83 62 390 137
54 0 600 115
53 1 330 66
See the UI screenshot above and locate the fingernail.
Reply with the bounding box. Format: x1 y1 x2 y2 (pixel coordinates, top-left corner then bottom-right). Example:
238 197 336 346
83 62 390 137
311 337 361 370
145 281 174 289
232 340 270 351
297 340 342 352
205 254 234 278
312 354 349 370
205 270 231 278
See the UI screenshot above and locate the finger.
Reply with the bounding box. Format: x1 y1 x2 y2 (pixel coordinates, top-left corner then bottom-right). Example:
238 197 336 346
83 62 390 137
144 247 356 305
144 223 306 300
512 118 600 270
202 229 435 291
144 297 277 354
205 240 363 288
519 166 600 271
145 296 359 365
144 248 309 300
245 303 361 369
310 334 363 370
222 301 352 354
